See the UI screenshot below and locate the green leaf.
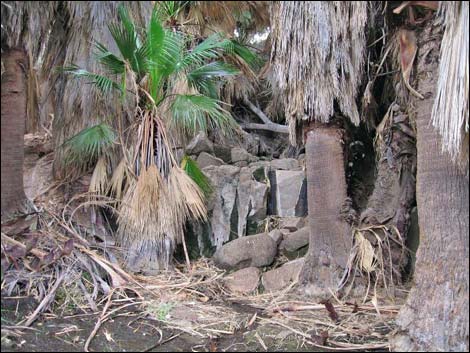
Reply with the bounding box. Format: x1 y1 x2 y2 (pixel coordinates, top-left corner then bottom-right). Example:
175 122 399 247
225 40 264 70
187 62 238 97
108 5 146 74
179 33 231 71
93 41 126 74
181 155 212 197
60 65 121 93
170 94 239 136
60 124 115 169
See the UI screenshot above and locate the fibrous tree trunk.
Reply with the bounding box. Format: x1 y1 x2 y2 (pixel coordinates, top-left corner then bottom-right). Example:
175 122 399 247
1 48 27 219
391 25 469 352
354 103 417 289
299 126 351 299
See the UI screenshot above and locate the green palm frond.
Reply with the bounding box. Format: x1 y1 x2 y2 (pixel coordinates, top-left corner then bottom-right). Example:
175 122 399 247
109 5 146 75
225 39 264 70
60 65 122 93
170 94 238 136
179 33 231 70
181 155 212 197
187 62 239 97
61 123 116 169
93 41 126 74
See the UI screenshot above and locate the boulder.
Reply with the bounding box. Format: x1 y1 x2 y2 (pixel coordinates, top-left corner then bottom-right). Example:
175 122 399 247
279 227 310 252
270 158 300 170
231 147 258 163
268 229 283 246
196 152 225 169
213 145 232 163
269 170 307 217
279 217 306 232
203 165 240 249
213 233 277 270
224 267 260 293
262 258 304 292
237 167 268 237
186 132 214 155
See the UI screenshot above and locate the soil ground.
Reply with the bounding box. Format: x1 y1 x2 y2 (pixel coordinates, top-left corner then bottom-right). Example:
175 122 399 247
1 297 335 352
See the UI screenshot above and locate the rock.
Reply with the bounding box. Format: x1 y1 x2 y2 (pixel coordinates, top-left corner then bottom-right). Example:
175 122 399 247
203 165 240 249
213 145 232 163
224 267 260 293
196 152 225 169
270 158 300 170
240 130 260 155
237 167 268 237
279 217 306 232
279 227 310 252
269 170 307 217
268 229 283 246
186 132 214 155
262 258 305 292
231 147 258 163
233 161 248 167
213 233 277 270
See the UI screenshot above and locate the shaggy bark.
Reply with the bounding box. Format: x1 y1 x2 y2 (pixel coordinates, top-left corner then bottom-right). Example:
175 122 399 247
357 104 417 286
1 48 28 218
391 25 469 352
299 126 351 299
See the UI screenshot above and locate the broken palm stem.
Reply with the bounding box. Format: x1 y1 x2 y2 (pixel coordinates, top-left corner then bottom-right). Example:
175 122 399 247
242 98 289 134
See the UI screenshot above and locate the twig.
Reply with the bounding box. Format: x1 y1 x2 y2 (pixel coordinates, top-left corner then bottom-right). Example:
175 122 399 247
21 271 67 327
142 333 182 352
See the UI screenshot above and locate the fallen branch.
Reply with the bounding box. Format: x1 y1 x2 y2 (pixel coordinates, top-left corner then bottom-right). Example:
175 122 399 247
242 98 289 134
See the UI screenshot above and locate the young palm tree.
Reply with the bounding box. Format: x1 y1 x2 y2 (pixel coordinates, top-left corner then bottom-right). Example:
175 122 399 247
60 3 257 271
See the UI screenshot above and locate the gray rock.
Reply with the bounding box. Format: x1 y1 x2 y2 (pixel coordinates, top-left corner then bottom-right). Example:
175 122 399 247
186 132 214 155
270 170 307 217
213 233 277 270
270 158 300 170
236 167 269 237
233 161 248 167
196 152 225 169
224 267 260 293
279 227 310 252
213 145 232 163
231 147 258 163
279 217 306 232
203 165 240 249
268 229 283 246
262 258 304 292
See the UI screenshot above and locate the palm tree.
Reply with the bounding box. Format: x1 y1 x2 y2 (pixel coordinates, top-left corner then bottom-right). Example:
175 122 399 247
390 2 469 351
60 3 257 271
270 1 468 351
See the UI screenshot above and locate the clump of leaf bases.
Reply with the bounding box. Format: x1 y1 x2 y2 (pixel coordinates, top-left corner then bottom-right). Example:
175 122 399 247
59 2 261 271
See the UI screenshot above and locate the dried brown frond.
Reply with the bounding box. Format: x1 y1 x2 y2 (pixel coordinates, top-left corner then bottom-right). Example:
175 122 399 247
270 2 368 144
432 1 469 170
185 1 269 37
89 156 108 195
108 158 130 200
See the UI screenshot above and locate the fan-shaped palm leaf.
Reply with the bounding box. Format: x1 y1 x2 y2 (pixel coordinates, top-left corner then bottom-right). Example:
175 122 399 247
187 61 239 96
181 155 212 197
170 94 238 135
61 123 116 169
60 65 122 94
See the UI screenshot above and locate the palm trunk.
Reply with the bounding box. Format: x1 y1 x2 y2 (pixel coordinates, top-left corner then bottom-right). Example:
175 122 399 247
357 105 416 286
391 25 469 352
299 126 351 299
1 48 27 218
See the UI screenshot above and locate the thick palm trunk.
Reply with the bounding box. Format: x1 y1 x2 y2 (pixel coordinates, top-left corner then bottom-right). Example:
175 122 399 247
299 126 351 299
391 25 469 351
1 48 27 218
